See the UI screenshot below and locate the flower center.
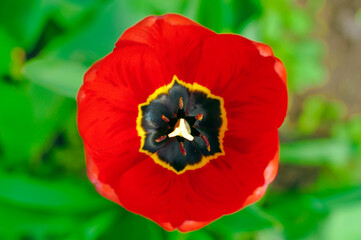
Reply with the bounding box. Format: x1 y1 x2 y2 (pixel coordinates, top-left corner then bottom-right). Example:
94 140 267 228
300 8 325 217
154 96 210 156
136 76 227 174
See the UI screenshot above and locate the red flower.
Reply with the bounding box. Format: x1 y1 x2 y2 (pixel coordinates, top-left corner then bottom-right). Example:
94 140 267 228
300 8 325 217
77 14 287 232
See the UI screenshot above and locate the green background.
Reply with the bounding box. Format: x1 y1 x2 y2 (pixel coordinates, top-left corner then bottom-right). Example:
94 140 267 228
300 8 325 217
1 0 361 239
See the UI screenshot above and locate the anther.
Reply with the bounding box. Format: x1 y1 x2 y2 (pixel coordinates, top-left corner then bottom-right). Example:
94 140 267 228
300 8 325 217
179 97 183 110
179 142 186 156
155 135 167 142
200 134 211 151
195 113 203 121
161 115 169 122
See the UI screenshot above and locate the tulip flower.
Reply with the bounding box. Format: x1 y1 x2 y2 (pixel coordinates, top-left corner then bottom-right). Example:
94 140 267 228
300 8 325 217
77 14 287 232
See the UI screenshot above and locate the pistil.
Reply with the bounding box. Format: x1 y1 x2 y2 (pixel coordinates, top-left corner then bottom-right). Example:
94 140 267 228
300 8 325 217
168 118 194 141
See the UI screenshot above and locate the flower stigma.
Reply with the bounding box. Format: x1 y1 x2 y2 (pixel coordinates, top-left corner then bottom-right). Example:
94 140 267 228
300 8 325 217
168 118 194 141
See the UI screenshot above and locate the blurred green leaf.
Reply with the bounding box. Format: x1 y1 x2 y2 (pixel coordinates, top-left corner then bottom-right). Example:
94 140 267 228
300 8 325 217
332 116 361 146
297 96 325 134
286 9 313 36
321 187 361 208
257 228 284 240
53 0 99 28
197 0 223 32
281 138 352 166
292 58 326 91
83 210 119 240
23 57 87 98
231 0 262 32
264 188 361 239
0 82 32 162
0 202 77 239
0 0 101 52
41 0 148 66
168 230 213 240
207 205 281 235
0 81 74 164
261 8 283 39
266 194 328 239
99 211 165 240
297 95 345 135
0 200 117 240
197 0 261 33
0 0 52 49
320 202 361 240
241 20 262 41
0 172 112 213
259 0 326 92
316 187 361 240
130 0 186 16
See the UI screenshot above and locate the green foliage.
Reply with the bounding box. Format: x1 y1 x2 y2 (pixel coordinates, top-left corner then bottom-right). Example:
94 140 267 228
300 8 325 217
281 138 352 166
297 95 346 136
0 82 74 165
24 58 87 99
197 0 262 33
0 0 359 239
0 172 111 212
254 0 326 93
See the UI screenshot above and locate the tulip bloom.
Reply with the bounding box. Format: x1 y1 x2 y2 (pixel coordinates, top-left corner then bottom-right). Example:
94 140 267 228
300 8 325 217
77 14 287 232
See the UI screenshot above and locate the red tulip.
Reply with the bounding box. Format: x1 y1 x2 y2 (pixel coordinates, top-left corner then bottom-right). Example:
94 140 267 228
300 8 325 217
77 14 287 232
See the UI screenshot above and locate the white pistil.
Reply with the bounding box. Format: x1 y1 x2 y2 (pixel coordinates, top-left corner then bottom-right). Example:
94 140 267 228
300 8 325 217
168 118 194 141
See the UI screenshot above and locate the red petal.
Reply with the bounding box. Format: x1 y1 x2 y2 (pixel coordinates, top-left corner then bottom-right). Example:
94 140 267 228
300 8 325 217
117 14 215 82
77 43 166 188
111 159 187 230
103 130 278 231
195 34 288 135
220 130 280 208
77 43 166 152
175 130 280 229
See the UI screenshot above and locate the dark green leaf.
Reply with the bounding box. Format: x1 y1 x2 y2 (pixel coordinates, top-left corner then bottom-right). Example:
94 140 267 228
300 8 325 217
0 0 51 49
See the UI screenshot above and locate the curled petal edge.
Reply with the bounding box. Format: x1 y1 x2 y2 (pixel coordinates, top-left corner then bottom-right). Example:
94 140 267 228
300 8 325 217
252 41 274 57
126 13 200 29
120 13 205 46
274 58 287 86
244 145 279 206
85 147 122 206
253 41 287 86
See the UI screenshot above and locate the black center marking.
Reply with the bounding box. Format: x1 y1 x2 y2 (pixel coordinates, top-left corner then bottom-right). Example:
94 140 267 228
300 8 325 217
139 78 224 173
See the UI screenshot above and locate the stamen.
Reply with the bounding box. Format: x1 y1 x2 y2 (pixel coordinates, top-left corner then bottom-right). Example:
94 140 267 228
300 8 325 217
161 115 170 122
179 97 183 110
179 142 186 156
168 119 194 141
155 135 167 142
195 113 203 121
200 134 211 151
